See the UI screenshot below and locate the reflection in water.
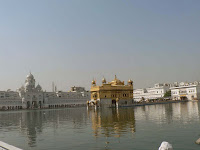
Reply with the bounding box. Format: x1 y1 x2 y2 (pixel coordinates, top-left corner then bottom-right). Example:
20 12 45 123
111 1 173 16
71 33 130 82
134 102 200 124
0 108 88 147
20 111 44 147
0 102 199 150
87 107 135 138
172 102 200 123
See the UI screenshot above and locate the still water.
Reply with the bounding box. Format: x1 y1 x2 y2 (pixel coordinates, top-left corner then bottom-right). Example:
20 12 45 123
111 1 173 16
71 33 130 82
0 101 200 150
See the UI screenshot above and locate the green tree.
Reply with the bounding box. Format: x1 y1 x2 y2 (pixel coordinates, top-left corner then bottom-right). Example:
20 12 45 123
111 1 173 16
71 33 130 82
164 90 171 97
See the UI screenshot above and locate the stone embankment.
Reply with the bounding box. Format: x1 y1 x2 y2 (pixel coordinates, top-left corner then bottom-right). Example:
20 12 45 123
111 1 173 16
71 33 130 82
0 104 87 111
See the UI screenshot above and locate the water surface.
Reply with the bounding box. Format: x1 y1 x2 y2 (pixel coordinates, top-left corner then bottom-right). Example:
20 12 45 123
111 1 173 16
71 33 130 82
0 101 200 150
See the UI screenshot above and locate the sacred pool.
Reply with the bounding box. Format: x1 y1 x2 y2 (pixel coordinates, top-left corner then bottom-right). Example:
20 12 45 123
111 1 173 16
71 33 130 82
0 101 200 150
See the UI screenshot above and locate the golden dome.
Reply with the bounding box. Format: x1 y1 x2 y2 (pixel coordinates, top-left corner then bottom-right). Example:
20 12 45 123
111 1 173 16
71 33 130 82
128 79 133 83
92 80 96 85
109 75 124 85
102 77 106 84
128 79 133 85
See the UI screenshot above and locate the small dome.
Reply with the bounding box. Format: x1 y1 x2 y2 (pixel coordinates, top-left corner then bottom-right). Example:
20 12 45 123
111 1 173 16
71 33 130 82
102 77 106 84
36 84 42 90
128 79 133 83
92 80 96 85
128 79 133 85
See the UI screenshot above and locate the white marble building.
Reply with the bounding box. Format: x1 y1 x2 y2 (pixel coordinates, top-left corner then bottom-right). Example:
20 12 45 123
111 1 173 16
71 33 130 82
0 90 22 110
0 73 90 110
133 83 170 102
170 81 200 100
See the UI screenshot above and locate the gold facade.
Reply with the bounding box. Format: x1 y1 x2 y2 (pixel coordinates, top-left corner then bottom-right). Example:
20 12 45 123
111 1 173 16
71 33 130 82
90 76 133 106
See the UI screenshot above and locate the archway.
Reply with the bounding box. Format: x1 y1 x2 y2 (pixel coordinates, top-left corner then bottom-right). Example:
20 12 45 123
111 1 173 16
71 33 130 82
112 99 116 106
32 101 38 108
27 101 31 109
39 101 42 108
180 96 187 100
32 95 38 108
2 106 6 110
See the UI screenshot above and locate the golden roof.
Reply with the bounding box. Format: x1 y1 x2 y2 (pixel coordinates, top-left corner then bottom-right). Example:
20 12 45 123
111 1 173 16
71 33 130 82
109 75 124 86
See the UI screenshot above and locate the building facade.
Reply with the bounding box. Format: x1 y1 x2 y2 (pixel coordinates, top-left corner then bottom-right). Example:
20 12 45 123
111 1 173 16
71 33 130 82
133 83 170 102
0 73 90 110
170 81 200 100
89 76 133 107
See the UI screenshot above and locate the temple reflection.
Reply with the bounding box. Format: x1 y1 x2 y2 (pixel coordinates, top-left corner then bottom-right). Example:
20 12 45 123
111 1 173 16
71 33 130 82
87 107 136 138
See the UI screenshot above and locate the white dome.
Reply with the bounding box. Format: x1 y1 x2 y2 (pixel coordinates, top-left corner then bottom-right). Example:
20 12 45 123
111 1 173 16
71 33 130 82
36 84 42 91
26 73 34 79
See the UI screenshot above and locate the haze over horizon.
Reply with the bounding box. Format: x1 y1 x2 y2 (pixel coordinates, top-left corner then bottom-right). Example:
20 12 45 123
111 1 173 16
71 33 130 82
0 0 200 91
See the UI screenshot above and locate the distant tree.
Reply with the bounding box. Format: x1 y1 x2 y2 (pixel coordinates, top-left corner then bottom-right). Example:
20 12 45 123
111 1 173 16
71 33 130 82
164 90 171 97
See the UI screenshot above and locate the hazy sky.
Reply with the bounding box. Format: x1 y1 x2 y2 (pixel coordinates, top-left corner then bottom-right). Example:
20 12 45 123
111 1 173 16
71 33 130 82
0 0 200 91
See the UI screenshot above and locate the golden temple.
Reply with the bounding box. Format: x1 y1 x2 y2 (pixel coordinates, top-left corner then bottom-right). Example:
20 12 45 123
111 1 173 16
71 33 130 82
89 75 133 107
